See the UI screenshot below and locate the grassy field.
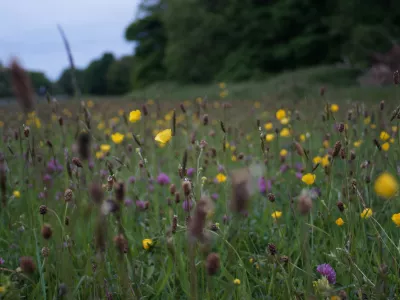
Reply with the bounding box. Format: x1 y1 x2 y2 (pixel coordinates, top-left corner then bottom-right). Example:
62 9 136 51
1 66 400 299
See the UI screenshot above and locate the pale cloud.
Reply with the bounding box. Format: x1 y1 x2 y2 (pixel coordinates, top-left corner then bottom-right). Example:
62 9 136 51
0 0 139 80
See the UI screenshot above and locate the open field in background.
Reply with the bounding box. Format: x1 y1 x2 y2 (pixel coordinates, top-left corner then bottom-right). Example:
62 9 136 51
1 65 400 299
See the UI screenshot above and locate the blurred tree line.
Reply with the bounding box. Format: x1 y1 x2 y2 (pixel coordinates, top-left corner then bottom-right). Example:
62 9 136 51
2 0 399 98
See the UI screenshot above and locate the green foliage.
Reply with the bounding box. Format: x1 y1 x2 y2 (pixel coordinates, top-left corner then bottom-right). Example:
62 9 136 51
84 53 116 95
57 68 86 96
106 56 134 95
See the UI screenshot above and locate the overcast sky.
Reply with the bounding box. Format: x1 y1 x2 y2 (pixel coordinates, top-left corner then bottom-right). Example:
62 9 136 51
0 0 140 80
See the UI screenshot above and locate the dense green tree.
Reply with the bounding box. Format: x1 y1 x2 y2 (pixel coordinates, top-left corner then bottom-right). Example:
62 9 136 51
84 53 115 95
57 68 85 96
106 56 134 95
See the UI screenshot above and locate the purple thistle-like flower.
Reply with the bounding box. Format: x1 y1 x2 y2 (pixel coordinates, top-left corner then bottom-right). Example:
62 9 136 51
295 172 303 179
211 193 219 201
135 200 148 211
0 257 4 264
148 184 155 192
279 164 289 173
157 173 170 185
47 159 63 173
129 176 136 184
316 263 336 284
295 162 304 172
187 168 195 178
182 199 193 212
259 177 267 194
100 169 108 178
124 198 133 207
218 165 224 172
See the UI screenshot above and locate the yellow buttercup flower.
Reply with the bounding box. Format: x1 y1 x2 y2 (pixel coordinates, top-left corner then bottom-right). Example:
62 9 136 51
87 100 94 108
97 122 105 130
216 173 227 183
299 134 306 142
0 121 4 128
0 286 6 293
231 155 237 162
322 140 330 148
271 211 282 219
111 132 125 144
392 126 398 133
374 172 398 199
95 151 104 159
392 213 400 226
276 109 286 120
301 173 316 185
335 218 344 226
280 128 290 137
100 144 111 153
233 279 241 285
380 131 390 141
321 155 330 167
382 142 390 151
280 149 288 157
266 133 275 142
219 82 226 89
364 116 371 125
330 104 339 112
360 208 373 219
35 117 41 129
371 124 377 129
142 238 153 250
353 140 362 148
147 99 154 105
129 110 142 123
254 101 261 109
280 117 289 125
155 129 172 144
13 190 20 198
313 156 322 164
264 122 273 131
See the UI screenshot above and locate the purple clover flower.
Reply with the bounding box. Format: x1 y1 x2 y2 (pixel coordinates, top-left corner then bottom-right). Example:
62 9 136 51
157 173 170 185
124 198 133 207
0 257 4 265
295 172 303 179
316 263 336 284
47 159 63 173
279 164 289 173
259 177 267 194
211 193 219 201
182 200 193 212
129 176 136 184
187 168 195 178
136 200 148 211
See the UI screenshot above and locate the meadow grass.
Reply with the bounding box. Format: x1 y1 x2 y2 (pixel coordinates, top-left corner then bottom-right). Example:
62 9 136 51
1 79 400 299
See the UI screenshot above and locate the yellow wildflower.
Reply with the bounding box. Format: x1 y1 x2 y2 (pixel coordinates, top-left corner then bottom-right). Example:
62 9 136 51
254 101 261 108
97 122 105 130
87 100 94 108
390 138 395 143
233 279 241 285
147 99 154 105
280 149 288 157
129 110 141 123
276 109 286 120
280 117 289 125
266 134 275 142
380 131 390 141
95 151 104 159
313 156 322 164
364 117 371 125
392 126 398 133
155 129 172 144
216 173 227 183
330 104 339 112
301 173 316 185
111 132 125 144
280 128 290 137
0 121 4 127
100 144 111 153
371 124 377 129
321 155 330 167
0 286 6 293
392 213 400 227
264 122 274 130
219 82 226 89
142 238 153 250
231 155 237 162
213 101 220 109
360 208 373 219
382 142 390 151
322 140 330 148
13 190 20 198
220 90 228 98
35 117 41 129
118 109 124 116
335 218 344 226
374 172 398 199
271 211 282 219
353 140 362 148
300 134 306 142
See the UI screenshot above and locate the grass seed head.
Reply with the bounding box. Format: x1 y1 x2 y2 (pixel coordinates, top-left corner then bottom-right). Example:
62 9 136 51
206 253 220 276
64 189 74 203
10 59 35 113
39 205 47 215
20 256 36 274
41 224 53 240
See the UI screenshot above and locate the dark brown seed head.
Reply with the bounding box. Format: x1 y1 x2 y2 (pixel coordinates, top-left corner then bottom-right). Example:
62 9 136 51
332 141 342 157
394 70 399 85
350 150 356 160
206 253 220 276
182 181 191 196
77 132 91 160
174 192 180 203
58 116 63 126
65 216 70 226
320 86 325 96
267 243 277 255
172 215 178 234
180 103 186 113
267 193 275 202
210 223 218 232
230 168 251 214
294 142 304 156
20 256 36 274
280 255 289 264
90 183 104 204
64 189 73 202
41 247 49 258
169 184 176 195
72 157 83 168
380 100 385 111
338 290 348 300
23 126 30 138
365 175 371 184
113 234 128 254
347 110 352 121
337 201 344 212
297 192 312 215
340 148 346 159
238 153 244 160
39 205 47 215
46 140 53 148
114 181 125 202
41 224 53 239
202 114 209 126
337 123 345 133
142 104 148 116
189 196 212 241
